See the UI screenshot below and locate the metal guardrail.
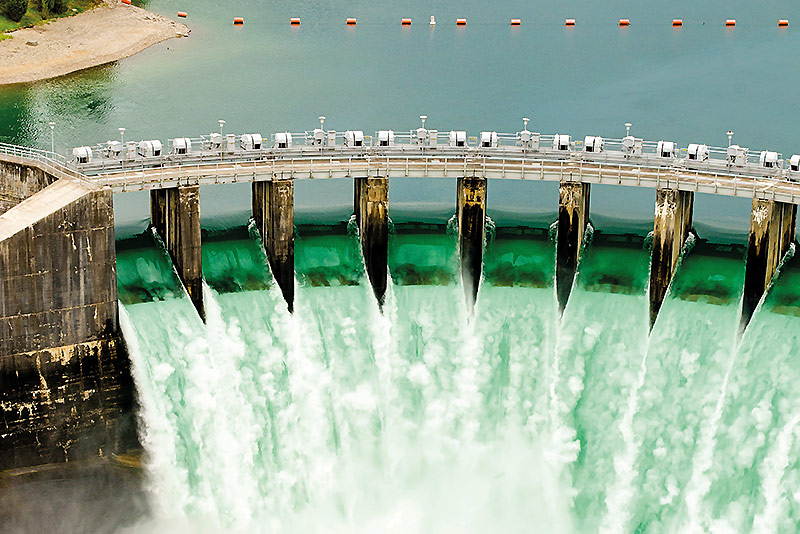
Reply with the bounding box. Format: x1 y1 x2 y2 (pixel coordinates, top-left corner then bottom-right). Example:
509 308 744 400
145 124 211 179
83 152 800 205
0 142 89 183
5 129 800 203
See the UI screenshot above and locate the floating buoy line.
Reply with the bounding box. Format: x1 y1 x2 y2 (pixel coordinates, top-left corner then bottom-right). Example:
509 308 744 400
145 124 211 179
132 5 791 31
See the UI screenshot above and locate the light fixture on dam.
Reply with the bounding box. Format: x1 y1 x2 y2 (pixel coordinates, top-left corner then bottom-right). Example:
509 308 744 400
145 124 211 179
516 117 540 150
416 115 429 146
312 116 326 146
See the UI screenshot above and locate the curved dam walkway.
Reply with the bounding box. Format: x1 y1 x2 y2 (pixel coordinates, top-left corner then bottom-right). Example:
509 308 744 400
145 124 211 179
0 125 798 471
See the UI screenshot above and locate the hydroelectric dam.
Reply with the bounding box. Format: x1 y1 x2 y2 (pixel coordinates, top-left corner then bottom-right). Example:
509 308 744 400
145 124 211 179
0 119 798 475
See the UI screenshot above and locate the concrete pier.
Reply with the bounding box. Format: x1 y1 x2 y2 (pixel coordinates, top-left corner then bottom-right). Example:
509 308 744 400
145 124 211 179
253 179 295 312
556 182 591 313
457 177 487 308
354 176 389 306
0 163 134 470
649 188 694 328
741 198 797 328
150 186 204 320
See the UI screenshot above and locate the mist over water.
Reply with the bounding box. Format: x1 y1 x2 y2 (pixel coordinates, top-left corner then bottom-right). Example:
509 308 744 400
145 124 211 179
113 226 800 533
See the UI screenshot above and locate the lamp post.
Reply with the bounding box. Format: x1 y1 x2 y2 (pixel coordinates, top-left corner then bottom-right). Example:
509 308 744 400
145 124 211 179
48 122 55 155
218 120 226 159
727 130 734 147
119 127 126 168
625 122 632 137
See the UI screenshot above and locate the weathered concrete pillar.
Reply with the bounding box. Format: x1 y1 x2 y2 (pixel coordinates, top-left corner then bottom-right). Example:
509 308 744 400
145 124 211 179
354 176 389 306
1 166 135 470
649 188 694 328
253 179 295 312
556 181 590 313
457 177 487 308
150 186 203 320
741 198 797 328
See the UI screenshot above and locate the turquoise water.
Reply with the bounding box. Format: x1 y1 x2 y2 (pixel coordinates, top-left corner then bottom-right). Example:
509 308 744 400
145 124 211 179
113 226 800 532
6 0 800 236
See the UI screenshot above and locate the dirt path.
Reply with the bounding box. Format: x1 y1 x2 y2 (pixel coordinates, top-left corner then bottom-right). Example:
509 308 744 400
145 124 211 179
0 1 189 85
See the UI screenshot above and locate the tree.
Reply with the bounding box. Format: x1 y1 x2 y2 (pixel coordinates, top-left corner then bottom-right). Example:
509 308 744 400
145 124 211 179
2 0 28 22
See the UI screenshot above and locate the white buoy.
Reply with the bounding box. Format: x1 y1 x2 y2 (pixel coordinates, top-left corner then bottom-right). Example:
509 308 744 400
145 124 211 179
430 15 436 26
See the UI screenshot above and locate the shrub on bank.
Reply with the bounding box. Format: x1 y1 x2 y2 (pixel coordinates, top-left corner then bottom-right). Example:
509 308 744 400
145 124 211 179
38 0 68 16
2 0 28 22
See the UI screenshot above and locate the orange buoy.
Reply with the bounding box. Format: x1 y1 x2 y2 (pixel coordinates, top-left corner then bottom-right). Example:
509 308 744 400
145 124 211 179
177 11 187 17
121 0 131 4
779 19 789 27
619 18 630 26
233 17 244 25
725 19 736 26
401 18 412 25
346 17 357 25
510 18 521 26
456 18 467 25
672 19 683 26
290 17 300 25
565 18 576 26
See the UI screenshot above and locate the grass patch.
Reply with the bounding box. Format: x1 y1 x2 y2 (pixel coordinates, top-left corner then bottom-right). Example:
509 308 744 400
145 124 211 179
1 0 101 36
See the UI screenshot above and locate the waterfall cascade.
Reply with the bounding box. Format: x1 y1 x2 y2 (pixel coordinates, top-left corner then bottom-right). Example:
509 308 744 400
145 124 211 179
116 226 800 533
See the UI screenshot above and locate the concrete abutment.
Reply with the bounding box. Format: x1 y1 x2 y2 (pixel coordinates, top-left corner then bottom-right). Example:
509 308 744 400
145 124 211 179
252 179 295 312
457 177 487 308
741 198 797 328
556 181 591 313
649 188 694 328
354 176 389 307
1 158 135 471
150 186 204 320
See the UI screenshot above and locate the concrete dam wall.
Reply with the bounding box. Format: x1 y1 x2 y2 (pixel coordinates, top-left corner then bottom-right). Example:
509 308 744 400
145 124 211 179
1 148 798 473
0 157 134 471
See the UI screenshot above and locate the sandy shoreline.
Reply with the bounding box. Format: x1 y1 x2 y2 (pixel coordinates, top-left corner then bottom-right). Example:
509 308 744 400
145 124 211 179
0 1 189 86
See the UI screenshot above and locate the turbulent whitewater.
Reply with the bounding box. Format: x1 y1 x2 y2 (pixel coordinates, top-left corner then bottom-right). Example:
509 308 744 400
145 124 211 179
116 227 800 533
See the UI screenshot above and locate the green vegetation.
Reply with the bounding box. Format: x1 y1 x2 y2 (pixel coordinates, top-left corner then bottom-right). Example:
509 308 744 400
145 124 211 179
1 0 100 34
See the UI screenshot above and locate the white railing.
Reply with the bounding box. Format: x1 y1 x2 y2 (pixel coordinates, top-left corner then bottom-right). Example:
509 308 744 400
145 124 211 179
6 125 800 202
79 151 800 205
0 142 87 182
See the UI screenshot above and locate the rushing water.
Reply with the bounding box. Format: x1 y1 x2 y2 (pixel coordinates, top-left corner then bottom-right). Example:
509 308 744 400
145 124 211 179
111 224 800 533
